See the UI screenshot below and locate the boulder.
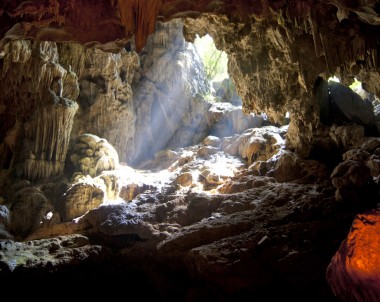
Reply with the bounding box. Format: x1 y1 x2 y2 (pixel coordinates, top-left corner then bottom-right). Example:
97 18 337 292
10 187 54 237
63 176 105 221
328 81 375 125
175 172 193 187
83 203 161 240
330 160 371 189
202 136 221 148
69 134 119 177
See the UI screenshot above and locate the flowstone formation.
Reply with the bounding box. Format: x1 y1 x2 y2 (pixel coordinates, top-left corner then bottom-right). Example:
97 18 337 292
58 43 139 162
0 40 79 181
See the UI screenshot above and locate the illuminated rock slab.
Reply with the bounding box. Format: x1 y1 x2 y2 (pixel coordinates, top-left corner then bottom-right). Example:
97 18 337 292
327 209 380 302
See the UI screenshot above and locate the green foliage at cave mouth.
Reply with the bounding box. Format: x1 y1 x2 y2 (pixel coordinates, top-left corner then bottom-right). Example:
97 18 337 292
194 34 228 83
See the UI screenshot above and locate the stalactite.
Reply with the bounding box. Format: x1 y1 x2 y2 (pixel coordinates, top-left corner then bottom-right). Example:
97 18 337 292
308 15 324 58
117 0 162 52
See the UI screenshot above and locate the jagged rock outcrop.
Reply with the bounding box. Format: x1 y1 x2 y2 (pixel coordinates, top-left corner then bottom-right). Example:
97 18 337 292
222 126 287 165
83 203 162 241
0 234 109 273
208 102 265 138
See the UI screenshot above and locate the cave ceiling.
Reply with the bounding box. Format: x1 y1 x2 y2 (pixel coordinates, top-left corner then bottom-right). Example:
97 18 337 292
0 0 379 52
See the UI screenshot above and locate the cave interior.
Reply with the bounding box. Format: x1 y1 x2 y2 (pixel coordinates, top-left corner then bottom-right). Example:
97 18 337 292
0 1 380 301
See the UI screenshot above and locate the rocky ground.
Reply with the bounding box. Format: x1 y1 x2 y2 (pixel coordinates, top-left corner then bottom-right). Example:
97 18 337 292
0 121 379 301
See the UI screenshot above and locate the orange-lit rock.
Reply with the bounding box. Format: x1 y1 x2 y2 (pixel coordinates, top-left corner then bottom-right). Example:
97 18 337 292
327 209 380 302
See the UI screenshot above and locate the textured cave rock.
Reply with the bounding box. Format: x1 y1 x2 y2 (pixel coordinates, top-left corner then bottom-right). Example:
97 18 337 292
207 102 265 138
63 177 106 222
183 14 320 156
329 81 375 129
181 3 380 156
83 203 162 241
0 0 160 52
130 20 210 165
0 40 79 181
155 177 353 301
222 125 287 166
0 204 11 239
330 137 380 203
1 2 380 159
0 234 109 274
69 134 119 178
0 126 373 301
9 186 54 238
327 209 380 302
1 1 379 164
58 43 139 162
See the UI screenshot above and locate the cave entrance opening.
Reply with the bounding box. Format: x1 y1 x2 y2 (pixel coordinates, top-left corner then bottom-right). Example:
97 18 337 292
188 33 273 137
129 20 271 169
193 33 241 105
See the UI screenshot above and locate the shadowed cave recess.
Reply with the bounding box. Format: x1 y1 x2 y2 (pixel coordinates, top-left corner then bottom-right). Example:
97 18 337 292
0 1 380 301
